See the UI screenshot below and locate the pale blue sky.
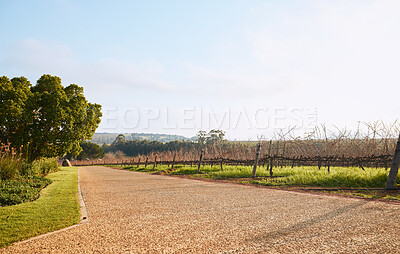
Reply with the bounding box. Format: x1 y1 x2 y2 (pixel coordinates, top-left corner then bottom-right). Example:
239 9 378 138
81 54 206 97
1 0 400 139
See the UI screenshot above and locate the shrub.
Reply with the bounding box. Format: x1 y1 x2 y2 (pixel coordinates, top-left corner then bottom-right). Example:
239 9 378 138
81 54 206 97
31 158 59 175
20 161 38 176
0 143 60 206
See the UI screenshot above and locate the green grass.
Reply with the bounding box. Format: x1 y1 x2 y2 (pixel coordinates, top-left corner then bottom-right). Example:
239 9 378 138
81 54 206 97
0 167 80 248
248 166 394 188
111 163 400 200
116 163 399 189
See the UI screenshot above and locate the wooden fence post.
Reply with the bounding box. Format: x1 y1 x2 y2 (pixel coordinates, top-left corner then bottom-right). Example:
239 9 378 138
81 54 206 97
266 140 272 170
153 156 157 171
197 149 204 174
327 160 330 173
170 154 176 170
252 143 261 178
281 142 286 168
269 157 274 177
386 134 400 189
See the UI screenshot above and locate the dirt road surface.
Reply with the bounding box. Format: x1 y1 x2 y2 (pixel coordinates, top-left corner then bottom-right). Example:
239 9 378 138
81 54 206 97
2 166 400 253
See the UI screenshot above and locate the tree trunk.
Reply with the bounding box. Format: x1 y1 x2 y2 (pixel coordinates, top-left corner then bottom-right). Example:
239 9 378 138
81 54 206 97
197 149 204 174
252 143 261 178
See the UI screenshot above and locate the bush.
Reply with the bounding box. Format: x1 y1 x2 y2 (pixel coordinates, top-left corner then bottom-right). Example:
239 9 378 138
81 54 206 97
20 161 38 176
31 158 59 175
0 143 60 206
7 158 59 178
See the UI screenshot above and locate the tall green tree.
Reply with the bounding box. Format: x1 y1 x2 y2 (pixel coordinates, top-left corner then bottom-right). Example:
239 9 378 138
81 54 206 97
195 129 226 145
112 134 126 145
76 141 105 160
0 76 32 148
206 129 226 144
0 74 102 160
196 130 207 145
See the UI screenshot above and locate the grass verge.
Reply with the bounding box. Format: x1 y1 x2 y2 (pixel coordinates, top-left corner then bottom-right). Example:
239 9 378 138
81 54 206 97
0 167 80 248
111 164 400 202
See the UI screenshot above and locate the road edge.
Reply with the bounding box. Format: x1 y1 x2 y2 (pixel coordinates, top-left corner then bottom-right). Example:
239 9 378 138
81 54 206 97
78 167 88 223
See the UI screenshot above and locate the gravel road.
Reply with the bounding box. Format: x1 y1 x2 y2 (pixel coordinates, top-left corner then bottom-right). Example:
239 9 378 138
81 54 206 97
2 166 400 253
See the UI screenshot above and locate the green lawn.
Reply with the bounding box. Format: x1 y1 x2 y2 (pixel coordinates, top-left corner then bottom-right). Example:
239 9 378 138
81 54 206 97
114 164 400 200
116 164 396 187
0 167 80 248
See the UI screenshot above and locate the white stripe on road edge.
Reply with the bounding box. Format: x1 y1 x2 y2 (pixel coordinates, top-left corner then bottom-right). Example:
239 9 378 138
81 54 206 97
78 167 88 223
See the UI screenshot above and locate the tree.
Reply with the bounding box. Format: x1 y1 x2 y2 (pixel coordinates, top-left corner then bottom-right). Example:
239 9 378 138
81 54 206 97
113 134 126 145
206 129 226 144
0 74 102 160
196 131 207 145
76 141 105 160
0 76 32 148
195 129 226 145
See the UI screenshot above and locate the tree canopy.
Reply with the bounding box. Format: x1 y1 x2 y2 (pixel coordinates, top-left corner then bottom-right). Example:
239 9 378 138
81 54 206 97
76 141 105 160
196 129 226 145
0 74 102 160
103 130 228 157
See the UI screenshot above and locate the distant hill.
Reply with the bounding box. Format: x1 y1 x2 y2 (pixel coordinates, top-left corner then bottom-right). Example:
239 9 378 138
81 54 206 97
89 133 194 144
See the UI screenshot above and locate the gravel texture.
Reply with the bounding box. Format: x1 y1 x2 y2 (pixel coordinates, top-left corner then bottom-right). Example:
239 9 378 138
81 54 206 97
2 166 400 253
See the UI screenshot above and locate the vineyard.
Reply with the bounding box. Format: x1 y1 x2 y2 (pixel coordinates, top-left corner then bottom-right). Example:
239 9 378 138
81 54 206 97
72 121 400 174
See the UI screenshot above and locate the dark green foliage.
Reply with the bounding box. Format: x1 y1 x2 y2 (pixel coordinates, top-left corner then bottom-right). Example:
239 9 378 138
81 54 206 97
32 158 59 175
90 133 192 144
102 129 227 157
18 158 59 176
104 138 245 157
104 139 199 156
0 77 32 149
127 133 191 142
0 152 58 206
0 176 51 206
112 134 126 145
19 161 37 176
76 141 104 160
0 75 102 161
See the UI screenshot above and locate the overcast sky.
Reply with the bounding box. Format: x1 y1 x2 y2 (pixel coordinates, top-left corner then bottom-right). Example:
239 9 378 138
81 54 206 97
1 0 400 140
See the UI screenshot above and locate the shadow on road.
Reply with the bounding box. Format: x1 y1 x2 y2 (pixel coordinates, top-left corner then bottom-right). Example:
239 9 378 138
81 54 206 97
253 200 367 244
